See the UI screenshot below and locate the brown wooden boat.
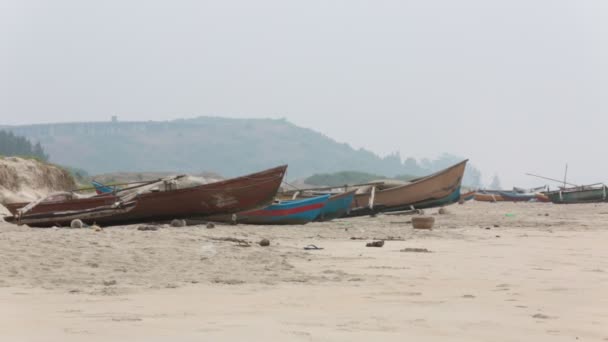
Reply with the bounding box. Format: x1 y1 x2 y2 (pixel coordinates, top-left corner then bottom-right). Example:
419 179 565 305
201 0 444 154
4 165 287 227
459 190 476 202
349 160 468 213
473 193 505 202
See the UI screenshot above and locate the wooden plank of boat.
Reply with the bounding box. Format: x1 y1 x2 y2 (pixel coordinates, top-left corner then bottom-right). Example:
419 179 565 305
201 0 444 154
5 165 288 227
347 160 468 213
5 201 137 226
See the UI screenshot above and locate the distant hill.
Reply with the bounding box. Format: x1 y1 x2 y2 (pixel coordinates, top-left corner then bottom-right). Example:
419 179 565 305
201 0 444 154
305 171 388 187
1 117 482 186
304 171 418 187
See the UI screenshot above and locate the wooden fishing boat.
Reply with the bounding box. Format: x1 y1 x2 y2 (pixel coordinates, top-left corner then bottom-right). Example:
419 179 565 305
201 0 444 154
497 191 536 202
545 186 608 204
473 192 505 202
4 165 288 227
4 200 138 227
534 193 550 202
460 190 476 202
348 160 468 213
315 190 356 221
513 185 547 194
209 194 330 225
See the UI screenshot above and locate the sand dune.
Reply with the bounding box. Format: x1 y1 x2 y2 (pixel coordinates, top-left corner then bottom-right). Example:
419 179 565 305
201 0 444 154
1 202 607 341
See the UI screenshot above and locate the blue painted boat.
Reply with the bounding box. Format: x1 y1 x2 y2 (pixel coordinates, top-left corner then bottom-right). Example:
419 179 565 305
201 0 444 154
212 194 331 225
315 190 356 222
92 181 118 195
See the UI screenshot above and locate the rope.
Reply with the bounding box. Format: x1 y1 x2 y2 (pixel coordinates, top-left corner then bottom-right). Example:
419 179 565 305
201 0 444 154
281 180 301 191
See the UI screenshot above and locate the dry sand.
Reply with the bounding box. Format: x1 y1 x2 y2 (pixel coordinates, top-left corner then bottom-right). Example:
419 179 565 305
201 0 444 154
1 201 607 341
0 157 76 204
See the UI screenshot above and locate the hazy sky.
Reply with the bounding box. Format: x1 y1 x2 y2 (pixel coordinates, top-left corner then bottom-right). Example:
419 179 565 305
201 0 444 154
1 0 606 187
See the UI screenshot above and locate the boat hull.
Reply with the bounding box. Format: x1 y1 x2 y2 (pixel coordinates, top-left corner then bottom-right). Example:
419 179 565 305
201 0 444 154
460 190 476 202
498 191 536 202
315 190 356 221
5 165 288 227
546 187 608 204
211 194 330 225
473 193 505 202
349 160 468 212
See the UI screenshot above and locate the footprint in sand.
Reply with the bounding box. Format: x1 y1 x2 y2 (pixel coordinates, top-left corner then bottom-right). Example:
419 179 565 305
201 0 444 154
462 294 475 299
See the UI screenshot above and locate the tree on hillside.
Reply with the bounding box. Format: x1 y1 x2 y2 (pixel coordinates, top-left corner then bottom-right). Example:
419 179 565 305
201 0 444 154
0 130 49 161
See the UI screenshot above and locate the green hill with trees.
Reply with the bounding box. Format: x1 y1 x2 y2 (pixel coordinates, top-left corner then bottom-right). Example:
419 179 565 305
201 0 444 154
1 117 482 186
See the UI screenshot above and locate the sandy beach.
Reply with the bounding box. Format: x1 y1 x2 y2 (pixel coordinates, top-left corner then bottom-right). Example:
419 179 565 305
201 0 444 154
1 201 607 341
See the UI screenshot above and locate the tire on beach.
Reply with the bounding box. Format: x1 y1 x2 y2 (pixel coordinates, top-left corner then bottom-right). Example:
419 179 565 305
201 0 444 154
170 219 187 227
412 216 435 230
70 219 84 229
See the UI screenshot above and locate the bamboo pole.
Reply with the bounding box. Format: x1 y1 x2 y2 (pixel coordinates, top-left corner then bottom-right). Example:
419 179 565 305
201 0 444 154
525 173 579 187
281 181 385 194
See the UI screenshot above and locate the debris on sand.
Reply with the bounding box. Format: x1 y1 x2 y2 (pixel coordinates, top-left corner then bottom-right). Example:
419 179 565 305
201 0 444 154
259 238 270 247
532 313 553 319
137 225 159 231
170 219 187 227
366 240 384 248
438 208 449 215
381 236 405 241
400 248 431 253
206 222 215 229
303 244 323 250
412 216 435 229
103 280 117 286
210 237 250 247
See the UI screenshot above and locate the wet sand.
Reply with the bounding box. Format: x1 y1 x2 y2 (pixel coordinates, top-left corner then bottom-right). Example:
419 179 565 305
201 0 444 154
1 202 607 341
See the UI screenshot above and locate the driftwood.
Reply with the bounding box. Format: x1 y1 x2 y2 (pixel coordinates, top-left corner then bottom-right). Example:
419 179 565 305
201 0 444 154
382 209 421 216
209 237 250 247
351 236 405 241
